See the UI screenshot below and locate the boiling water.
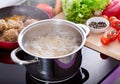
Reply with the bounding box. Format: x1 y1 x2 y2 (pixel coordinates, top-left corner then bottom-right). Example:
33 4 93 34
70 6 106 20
24 31 81 58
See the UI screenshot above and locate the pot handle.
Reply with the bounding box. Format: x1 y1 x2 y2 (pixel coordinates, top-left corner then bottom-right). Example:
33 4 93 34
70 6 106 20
81 67 89 83
76 24 90 37
11 47 39 65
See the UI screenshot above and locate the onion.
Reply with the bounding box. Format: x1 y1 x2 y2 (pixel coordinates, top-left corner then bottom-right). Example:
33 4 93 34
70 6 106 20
94 10 102 16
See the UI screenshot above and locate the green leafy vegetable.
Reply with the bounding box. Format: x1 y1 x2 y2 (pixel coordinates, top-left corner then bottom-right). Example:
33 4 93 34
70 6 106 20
62 0 110 23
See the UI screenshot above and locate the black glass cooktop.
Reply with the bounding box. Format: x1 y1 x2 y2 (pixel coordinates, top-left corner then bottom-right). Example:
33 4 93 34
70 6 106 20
26 67 89 84
0 63 89 84
0 48 89 84
0 47 119 84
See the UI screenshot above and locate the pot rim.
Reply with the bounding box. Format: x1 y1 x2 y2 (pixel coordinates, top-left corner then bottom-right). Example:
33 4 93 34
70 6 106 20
18 19 87 59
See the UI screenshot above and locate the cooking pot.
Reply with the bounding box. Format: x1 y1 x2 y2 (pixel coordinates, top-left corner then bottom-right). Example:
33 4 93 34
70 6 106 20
11 19 90 83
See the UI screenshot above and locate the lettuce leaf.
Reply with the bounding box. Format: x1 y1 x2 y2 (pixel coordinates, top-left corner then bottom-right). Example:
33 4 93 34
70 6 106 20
62 0 110 23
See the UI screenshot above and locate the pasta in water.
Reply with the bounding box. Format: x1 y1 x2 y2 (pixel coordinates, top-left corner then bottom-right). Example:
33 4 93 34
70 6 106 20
24 31 81 57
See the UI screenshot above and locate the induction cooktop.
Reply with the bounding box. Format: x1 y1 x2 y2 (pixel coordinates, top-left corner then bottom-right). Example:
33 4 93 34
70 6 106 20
0 47 119 84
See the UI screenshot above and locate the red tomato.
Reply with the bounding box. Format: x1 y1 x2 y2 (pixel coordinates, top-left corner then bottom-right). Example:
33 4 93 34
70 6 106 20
102 15 109 20
109 16 117 23
118 33 120 43
106 30 118 42
100 36 111 45
36 3 54 18
110 19 120 31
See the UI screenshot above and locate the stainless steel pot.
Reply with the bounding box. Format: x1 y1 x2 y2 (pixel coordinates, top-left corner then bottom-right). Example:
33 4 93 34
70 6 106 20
11 19 90 83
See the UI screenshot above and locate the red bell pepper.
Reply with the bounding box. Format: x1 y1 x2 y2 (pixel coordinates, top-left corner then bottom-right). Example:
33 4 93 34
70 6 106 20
102 0 120 18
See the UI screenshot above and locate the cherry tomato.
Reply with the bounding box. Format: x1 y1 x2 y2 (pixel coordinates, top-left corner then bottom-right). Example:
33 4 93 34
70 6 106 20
110 19 120 31
102 15 109 20
100 36 111 45
109 16 117 23
106 30 118 42
118 33 120 43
